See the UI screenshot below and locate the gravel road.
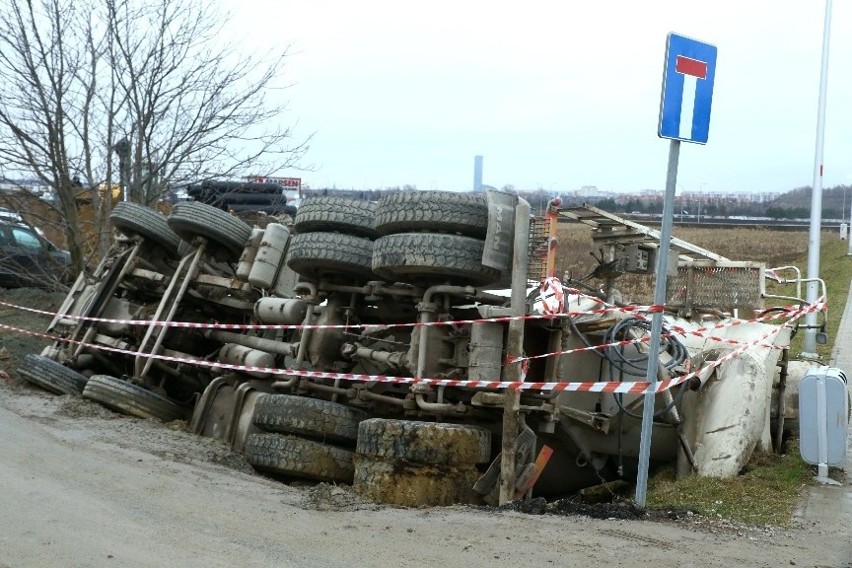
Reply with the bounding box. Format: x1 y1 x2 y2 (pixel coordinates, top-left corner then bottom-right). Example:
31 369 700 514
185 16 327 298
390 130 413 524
1 379 850 568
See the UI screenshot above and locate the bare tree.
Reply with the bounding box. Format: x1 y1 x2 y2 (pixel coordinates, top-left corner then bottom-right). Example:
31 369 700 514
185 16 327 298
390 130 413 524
0 0 308 275
0 0 90 272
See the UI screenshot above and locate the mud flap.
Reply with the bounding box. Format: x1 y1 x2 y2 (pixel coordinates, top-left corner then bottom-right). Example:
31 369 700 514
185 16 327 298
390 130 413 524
482 191 517 284
190 375 268 452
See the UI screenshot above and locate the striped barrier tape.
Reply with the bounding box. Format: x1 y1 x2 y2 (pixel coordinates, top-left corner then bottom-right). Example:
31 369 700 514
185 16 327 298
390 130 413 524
0 295 824 372
0 295 817 396
0 293 817 337
0 298 644 331
0 320 657 393
510 298 822 364
538 276 565 315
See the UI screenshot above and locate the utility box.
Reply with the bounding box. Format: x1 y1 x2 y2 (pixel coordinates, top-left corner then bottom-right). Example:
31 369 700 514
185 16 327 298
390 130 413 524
799 366 849 471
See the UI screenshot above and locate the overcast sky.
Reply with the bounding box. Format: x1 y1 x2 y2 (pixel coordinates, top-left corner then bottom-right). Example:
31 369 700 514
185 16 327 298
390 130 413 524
223 1 852 195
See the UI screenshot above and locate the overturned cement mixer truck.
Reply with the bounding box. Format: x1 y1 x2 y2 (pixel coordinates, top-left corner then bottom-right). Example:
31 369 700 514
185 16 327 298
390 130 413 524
21 190 822 506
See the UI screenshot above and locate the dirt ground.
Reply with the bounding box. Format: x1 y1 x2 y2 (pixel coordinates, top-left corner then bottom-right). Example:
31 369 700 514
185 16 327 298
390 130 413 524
1 288 850 568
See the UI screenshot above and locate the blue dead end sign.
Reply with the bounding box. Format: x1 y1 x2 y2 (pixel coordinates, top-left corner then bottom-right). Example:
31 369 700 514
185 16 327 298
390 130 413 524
658 33 717 144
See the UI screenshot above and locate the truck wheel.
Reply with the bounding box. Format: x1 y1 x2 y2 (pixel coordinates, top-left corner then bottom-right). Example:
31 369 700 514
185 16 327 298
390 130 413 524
217 192 287 205
168 201 252 260
371 233 501 286
17 354 88 395
82 375 187 422
374 191 488 238
293 197 378 238
110 202 182 258
244 433 355 483
189 181 285 197
353 455 480 507
286 232 374 281
252 394 369 444
356 419 492 465
224 202 288 213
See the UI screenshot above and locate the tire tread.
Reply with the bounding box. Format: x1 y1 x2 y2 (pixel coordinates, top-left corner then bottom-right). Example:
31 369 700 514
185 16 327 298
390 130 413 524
356 419 491 465
253 394 368 443
375 191 488 237
294 197 377 238
371 233 500 286
82 375 185 422
244 433 355 482
17 354 88 395
286 232 374 280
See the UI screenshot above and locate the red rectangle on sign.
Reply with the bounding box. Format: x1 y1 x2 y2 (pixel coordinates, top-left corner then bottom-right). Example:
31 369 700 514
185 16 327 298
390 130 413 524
676 56 707 79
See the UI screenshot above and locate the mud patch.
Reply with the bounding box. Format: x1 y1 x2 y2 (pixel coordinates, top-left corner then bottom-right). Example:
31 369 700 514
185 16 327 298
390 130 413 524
302 482 381 512
0 287 63 383
133 427 256 475
498 495 786 538
499 496 706 523
55 396 121 420
206 449 256 475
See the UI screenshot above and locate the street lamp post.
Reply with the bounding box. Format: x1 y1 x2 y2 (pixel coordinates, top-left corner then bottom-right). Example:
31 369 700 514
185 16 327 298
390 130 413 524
803 0 833 358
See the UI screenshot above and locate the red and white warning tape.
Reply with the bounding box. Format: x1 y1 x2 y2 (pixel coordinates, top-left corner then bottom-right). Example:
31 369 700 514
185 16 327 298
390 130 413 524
538 276 565 315
0 295 818 395
509 297 821 365
0 321 650 393
0 274 825 397
0 293 814 340
0 298 622 331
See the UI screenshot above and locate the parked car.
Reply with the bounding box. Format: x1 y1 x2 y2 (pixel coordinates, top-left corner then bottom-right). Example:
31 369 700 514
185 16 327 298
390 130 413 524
0 218 71 289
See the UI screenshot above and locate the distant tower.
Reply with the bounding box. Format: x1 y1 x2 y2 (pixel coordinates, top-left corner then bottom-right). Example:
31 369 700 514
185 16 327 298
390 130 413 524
473 155 483 192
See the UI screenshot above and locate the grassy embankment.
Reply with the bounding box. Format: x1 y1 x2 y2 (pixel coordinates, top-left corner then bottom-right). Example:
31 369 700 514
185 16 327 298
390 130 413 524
555 223 852 525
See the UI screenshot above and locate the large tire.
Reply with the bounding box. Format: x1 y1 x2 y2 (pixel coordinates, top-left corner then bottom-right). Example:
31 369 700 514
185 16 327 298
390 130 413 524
218 192 286 205
110 202 182 258
244 433 355 483
375 191 488 238
293 196 377 238
371 233 501 286
199 180 284 194
17 354 88 395
187 189 229 207
253 394 369 443
286 232 374 281
353 455 480 507
167 201 252 260
356 419 492 465
225 203 291 214
82 375 186 422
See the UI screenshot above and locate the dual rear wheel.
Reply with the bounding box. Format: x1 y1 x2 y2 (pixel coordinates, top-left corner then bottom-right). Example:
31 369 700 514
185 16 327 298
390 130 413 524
286 192 501 286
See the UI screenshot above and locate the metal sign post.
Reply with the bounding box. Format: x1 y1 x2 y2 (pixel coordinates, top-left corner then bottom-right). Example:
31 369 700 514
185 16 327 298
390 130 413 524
635 33 717 507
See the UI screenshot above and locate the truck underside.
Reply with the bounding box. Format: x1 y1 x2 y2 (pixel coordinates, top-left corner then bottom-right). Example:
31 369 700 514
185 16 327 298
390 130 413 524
24 192 822 506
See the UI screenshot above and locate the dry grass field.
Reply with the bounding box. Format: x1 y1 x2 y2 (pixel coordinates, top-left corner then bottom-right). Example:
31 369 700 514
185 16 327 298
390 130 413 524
554 223 811 288
554 220 849 361
555 223 810 317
